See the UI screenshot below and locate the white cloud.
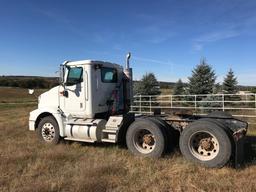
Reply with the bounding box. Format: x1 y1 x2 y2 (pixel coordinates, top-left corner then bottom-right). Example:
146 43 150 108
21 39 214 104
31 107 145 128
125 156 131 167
147 33 175 44
134 13 176 44
133 56 174 66
192 29 240 51
195 30 240 43
192 12 256 51
193 43 203 51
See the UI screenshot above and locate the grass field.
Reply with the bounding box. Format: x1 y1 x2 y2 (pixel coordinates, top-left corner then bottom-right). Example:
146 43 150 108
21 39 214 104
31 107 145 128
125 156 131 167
1 87 256 192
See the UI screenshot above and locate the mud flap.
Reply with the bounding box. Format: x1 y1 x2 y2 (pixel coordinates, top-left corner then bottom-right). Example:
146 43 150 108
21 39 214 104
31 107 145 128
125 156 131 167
234 136 245 169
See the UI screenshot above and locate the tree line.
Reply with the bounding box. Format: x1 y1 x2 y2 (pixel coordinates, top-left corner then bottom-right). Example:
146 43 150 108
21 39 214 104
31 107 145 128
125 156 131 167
134 58 254 95
173 59 238 95
0 76 59 89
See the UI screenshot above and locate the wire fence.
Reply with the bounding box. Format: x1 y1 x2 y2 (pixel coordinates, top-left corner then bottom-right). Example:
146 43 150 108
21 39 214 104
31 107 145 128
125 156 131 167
130 93 256 124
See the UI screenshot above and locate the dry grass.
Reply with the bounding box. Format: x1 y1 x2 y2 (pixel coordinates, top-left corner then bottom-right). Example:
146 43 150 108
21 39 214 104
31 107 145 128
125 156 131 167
1 88 256 192
0 87 45 103
160 88 173 95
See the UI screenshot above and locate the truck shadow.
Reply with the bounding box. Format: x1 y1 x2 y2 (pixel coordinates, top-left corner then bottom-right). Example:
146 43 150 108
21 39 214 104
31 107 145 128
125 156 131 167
244 136 256 165
63 140 117 148
62 136 256 167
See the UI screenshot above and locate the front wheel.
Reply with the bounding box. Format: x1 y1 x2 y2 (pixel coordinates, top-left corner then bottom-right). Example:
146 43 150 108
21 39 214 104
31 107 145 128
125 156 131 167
179 120 232 168
37 116 60 144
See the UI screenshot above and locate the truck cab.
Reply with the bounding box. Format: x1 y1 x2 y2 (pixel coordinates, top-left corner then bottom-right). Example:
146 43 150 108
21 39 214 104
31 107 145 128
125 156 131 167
38 60 124 119
29 57 133 144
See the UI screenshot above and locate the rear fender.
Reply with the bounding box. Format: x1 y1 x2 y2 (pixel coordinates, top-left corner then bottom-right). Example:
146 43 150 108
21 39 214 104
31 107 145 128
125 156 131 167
199 117 247 168
197 118 234 142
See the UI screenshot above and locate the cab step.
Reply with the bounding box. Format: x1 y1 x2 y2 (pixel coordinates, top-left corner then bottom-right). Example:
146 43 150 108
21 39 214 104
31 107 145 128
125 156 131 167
102 129 118 133
101 128 118 143
101 116 123 143
101 138 116 143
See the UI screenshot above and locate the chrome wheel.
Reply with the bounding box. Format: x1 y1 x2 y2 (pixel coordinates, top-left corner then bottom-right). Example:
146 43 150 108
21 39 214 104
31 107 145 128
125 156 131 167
133 129 156 154
188 131 219 161
41 122 56 142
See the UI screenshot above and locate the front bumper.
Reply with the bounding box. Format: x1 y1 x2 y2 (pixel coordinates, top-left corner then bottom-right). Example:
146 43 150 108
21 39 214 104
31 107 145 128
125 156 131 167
29 120 35 131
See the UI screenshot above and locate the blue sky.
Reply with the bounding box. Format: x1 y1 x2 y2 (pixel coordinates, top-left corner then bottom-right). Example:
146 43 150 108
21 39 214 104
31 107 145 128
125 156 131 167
0 0 256 85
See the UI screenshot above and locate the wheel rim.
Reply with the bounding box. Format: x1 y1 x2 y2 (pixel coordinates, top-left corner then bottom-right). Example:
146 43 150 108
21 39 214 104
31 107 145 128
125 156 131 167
188 131 219 161
41 122 56 142
133 129 156 154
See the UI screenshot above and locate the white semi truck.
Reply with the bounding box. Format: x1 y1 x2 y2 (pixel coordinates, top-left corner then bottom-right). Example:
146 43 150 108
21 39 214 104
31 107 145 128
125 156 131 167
29 53 247 168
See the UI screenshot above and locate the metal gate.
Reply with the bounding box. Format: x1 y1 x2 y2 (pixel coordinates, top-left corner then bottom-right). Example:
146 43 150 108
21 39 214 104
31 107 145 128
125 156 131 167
130 93 256 124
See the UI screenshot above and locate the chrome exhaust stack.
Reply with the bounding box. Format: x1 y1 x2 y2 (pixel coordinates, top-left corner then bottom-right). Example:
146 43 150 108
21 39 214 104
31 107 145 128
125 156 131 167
126 52 131 69
123 52 133 111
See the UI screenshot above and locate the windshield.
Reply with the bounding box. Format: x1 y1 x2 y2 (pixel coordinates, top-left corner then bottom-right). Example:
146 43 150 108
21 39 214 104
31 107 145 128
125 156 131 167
66 67 83 86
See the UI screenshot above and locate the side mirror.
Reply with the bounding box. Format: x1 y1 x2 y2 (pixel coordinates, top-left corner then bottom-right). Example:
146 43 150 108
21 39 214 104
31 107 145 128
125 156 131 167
63 90 68 97
60 90 68 97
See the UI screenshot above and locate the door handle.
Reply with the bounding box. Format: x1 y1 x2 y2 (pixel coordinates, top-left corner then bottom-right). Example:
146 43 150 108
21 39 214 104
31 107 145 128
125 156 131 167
60 90 69 97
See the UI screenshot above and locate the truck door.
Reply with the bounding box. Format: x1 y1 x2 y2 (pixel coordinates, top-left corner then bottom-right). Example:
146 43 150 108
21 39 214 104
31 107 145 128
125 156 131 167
61 66 86 116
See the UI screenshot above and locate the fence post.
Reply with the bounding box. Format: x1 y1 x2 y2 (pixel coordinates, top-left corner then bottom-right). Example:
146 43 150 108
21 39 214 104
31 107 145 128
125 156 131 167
149 96 152 114
170 95 173 108
130 99 133 112
222 94 225 111
140 95 142 114
255 94 256 114
194 95 197 111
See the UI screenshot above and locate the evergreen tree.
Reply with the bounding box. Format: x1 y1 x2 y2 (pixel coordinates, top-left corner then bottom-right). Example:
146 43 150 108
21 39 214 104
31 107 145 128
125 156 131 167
251 87 256 94
188 59 216 94
213 83 222 94
223 69 238 94
133 73 160 95
173 79 185 95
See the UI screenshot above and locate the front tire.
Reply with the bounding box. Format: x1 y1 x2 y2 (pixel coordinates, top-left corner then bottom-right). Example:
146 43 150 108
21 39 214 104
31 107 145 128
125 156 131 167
37 116 60 144
179 120 232 168
126 118 165 158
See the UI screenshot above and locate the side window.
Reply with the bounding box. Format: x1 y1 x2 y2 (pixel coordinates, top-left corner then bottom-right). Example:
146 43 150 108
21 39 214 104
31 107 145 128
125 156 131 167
66 67 83 86
101 67 117 83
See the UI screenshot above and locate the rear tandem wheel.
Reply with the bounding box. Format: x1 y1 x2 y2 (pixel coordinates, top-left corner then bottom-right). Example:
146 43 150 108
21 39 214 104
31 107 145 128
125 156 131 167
179 119 232 168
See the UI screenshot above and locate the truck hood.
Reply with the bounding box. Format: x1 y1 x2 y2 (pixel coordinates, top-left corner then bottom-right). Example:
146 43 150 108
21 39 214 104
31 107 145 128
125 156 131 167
38 86 60 109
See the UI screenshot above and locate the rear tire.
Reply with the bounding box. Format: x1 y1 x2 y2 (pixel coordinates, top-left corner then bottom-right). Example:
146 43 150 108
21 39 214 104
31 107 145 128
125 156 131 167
179 120 232 168
126 118 165 158
37 116 60 144
148 117 179 152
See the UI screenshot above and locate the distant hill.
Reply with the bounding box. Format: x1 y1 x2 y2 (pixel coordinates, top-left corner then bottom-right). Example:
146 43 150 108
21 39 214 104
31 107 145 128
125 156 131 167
159 81 176 89
1 75 255 93
237 85 256 92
